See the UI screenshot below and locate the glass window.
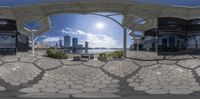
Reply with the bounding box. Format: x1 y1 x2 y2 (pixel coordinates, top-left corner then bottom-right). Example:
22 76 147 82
168 21 177 27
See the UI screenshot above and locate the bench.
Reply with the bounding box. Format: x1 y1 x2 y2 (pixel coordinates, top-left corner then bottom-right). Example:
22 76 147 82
81 54 89 60
73 56 81 61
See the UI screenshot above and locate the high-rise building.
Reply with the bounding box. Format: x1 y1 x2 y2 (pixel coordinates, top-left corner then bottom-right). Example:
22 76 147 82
85 41 88 53
59 39 62 47
64 35 70 48
72 37 78 48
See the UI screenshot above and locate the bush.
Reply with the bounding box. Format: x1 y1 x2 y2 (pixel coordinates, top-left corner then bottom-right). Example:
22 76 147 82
111 51 123 58
98 53 108 61
98 51 123 61
47 49 68 59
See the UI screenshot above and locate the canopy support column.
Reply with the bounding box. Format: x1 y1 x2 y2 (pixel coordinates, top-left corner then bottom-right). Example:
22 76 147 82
137 41 139 51
31 31 35 55
123 28 127 58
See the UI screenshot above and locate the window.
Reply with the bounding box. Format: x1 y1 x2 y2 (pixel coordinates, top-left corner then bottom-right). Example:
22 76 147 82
169 37 175 47
191 20 200 25
0 20 7 25
168 21 177 27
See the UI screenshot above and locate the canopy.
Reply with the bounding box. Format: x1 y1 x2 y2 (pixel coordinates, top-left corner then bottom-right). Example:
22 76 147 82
0 0 200 37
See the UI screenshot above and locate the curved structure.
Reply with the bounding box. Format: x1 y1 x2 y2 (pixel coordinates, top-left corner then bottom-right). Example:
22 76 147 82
2 0 200 55
142 17 200 54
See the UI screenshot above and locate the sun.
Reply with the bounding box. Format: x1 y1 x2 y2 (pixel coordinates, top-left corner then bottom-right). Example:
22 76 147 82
96 22 105 29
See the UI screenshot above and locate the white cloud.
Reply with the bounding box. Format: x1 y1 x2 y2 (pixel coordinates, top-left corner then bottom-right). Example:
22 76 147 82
76 30 117 48
52 27 118 48
42 36 61 42
40 35 47 38
62 28 79 35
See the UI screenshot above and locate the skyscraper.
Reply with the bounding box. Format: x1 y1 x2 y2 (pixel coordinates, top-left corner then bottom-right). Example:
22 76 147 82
85 41 88 53
72 37 78 48
64 35 70 48
59 39 62 47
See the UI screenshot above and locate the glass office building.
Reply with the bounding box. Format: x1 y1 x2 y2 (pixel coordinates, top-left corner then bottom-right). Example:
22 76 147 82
0 19 29 55
143 17 200 54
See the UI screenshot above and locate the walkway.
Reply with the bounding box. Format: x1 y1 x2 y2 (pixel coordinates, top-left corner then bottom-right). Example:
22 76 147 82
0 51 200 98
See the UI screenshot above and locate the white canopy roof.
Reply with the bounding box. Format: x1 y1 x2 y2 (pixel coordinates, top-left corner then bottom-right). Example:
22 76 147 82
0 0 200 37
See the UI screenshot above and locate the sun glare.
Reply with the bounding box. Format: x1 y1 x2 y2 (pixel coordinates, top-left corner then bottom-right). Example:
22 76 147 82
96 22 105 29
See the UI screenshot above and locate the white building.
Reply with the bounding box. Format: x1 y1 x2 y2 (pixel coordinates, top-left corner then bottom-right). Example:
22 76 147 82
36 42 49 48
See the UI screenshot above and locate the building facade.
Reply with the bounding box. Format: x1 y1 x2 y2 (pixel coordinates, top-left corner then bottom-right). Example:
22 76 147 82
143 17 200 54
72 37 78 48
64 35 70 48
0 19 29 55
59 39 62 47
36 42 49 49
85 41 88 53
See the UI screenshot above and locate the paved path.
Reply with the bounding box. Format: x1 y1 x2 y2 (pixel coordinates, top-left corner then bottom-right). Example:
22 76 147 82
0 51 199 98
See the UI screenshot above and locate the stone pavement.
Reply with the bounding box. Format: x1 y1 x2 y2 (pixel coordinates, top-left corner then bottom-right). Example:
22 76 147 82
0 51 199 98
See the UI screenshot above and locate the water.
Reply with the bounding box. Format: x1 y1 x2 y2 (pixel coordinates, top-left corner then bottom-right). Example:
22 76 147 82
64 49 122 54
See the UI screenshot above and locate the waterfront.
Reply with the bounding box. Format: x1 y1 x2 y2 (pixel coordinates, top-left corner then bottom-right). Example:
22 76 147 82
63 48 122 54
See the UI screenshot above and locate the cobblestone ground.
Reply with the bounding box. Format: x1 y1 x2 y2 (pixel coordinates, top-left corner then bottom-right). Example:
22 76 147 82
0 51 200 98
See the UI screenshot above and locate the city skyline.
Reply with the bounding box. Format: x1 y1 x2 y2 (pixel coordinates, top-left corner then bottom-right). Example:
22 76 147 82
34 13 133 48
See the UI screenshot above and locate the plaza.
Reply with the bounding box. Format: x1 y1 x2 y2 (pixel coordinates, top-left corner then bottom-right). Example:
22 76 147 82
0 51 198 98
1 0 200 99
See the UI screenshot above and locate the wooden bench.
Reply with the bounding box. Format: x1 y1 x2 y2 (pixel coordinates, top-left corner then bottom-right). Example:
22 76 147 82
81 54 89 60
73 56 81 61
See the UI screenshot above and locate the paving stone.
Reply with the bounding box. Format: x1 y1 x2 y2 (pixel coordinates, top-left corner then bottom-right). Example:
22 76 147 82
190 86 200 91
195 67 200 76
169 89 193 94
0 60 3 66
20 57 38 63
72 92 120 98
128 64 198 94
170 55 193 60
20 88 40 93
71 85 84 89
145 89 169 94
133 60 157 66
40 87 60 93
0 86 6 91
134 86 149 91
61 59 82 65
158 60 177 64
108 83 120 88
126 51 164 60
32 84 46 88
84 83 95 87
19 63 117 96
56 85 70 89
0 62 41 86
95 84 107 88
177 59 200 69
103 60 139 77
18 93 69 98
1 56 18 62
81 87 99 92
59 89 82 94
35 57 62 70
83 60 105 67
100 88 119 93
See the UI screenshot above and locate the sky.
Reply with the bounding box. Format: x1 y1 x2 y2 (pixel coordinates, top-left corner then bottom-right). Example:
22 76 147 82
35 13 132 48
1 0 200 48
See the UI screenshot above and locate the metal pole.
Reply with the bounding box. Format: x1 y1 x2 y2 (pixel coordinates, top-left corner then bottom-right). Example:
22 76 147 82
31 31 35 55
137 39 139 51
123 28 127 58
